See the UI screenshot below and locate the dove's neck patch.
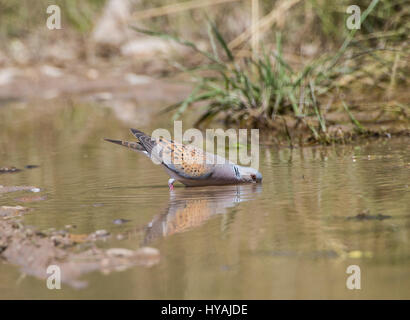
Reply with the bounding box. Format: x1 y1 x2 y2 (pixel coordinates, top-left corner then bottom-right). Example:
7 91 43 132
233 166 240 178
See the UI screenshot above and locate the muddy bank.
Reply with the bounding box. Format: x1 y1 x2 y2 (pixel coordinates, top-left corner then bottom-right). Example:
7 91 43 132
0 64 191 105
1 66 407 146
0 205 160 289
256 109 410 147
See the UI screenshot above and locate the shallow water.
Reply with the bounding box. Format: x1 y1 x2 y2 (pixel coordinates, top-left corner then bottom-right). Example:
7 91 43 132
0 101 409 299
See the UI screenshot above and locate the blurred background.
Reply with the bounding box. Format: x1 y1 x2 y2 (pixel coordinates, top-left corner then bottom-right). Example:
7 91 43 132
0 0 408 138
0 0 407 61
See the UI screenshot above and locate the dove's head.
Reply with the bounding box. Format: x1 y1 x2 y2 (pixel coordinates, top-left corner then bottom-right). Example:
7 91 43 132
235 165 262 183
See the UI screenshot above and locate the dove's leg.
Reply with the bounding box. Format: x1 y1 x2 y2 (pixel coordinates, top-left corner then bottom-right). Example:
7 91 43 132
168 178 175 190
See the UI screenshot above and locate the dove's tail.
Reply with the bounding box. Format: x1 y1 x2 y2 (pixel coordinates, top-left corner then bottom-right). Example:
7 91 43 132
129 128 157 155
104 138 147 154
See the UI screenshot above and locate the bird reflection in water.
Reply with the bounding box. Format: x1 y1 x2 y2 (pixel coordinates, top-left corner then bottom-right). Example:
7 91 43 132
139 184 262 244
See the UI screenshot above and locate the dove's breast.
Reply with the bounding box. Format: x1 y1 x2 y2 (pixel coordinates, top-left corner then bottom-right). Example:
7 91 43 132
164 164 239 187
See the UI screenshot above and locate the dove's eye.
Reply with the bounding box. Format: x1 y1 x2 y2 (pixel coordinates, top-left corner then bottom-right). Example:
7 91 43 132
251 174 257 181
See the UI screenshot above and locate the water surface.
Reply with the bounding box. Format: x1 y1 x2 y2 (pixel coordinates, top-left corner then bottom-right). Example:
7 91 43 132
0 101 409 299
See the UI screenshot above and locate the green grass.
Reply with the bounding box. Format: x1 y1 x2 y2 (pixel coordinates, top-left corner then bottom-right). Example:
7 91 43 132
133 24 335 142
132 0 408 144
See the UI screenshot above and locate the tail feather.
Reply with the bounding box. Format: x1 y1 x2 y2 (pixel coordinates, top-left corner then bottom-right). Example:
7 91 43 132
104 138 146 153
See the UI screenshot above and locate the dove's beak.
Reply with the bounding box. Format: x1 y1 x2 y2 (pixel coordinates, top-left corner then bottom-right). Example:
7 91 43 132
249 171 262 183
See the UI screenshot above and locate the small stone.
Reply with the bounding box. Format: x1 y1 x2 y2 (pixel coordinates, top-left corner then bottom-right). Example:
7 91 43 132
113 218 131 225
15 195 47 202
35 231 47 238
11 222 21 229
25 165 39 169
30 188 41 193
40 65 63 78
0 167 21 174
55 230 68 236
86 68 99 80
0 205 29 218
93 203 103 207
95 229 109 237
0 186 38 194
94 92 113 101
135 247 160 259
101 258 110 267
347 210 392 221
68 233 88 243
134 247 160 267
106 248 134 258
0 68 17 86
125 73 152 85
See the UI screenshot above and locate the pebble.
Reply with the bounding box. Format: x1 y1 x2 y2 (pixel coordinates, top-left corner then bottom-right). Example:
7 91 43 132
106 248 134 258
0 167 21 174
25 165 39 169
136 247 160 257
15 195 46 202
113 219 131 225
95 229 109 237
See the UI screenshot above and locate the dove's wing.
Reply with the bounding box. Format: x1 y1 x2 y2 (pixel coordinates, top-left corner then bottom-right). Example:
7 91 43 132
129 129 157 155
130 128 215 180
